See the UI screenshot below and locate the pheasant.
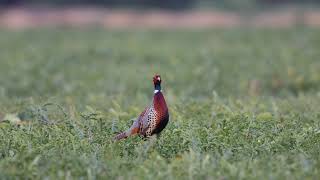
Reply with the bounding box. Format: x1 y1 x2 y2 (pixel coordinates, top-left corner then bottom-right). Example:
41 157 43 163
114 74 169 141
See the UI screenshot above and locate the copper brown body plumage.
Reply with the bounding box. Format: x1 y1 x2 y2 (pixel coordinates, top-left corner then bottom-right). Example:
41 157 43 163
114 75 169 141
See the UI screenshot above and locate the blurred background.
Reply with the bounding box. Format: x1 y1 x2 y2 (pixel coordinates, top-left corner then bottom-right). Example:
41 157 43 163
1 0 320 29
1 0 320 9
0 0 320 106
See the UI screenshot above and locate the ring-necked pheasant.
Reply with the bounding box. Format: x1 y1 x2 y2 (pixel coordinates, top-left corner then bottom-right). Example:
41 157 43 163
114 74 169 141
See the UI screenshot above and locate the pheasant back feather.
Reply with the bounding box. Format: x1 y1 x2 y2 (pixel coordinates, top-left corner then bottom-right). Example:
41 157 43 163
139 104 159 137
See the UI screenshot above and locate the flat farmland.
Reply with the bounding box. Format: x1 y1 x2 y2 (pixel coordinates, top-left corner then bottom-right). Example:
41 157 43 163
0 29 319 179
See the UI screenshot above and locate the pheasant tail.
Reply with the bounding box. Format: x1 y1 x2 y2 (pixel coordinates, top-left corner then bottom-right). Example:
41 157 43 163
113 132 127 141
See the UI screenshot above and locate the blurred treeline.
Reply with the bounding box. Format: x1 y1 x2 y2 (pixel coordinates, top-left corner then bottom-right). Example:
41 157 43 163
1 0 320 9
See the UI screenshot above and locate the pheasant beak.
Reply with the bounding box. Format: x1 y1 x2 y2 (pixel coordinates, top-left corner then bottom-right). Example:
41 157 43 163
157 77 161 81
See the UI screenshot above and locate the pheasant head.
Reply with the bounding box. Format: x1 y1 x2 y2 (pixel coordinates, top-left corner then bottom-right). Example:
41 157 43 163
153 74 162 93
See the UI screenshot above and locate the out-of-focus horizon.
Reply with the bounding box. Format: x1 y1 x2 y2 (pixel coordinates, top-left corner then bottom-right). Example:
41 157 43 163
0 0 320 29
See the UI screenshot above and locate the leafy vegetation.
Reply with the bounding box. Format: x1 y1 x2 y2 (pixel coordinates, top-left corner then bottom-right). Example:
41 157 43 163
0 28 320 179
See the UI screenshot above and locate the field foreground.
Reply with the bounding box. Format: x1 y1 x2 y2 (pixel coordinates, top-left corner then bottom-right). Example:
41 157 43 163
0 29 320 179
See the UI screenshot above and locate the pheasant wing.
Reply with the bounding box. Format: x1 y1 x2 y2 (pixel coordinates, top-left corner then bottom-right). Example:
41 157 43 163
139 105 158 136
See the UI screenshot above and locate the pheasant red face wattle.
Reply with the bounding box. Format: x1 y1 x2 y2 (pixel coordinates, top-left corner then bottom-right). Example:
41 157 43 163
153 74 161 85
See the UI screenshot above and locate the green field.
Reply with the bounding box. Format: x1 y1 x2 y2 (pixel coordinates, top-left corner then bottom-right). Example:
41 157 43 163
0 28 320 179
